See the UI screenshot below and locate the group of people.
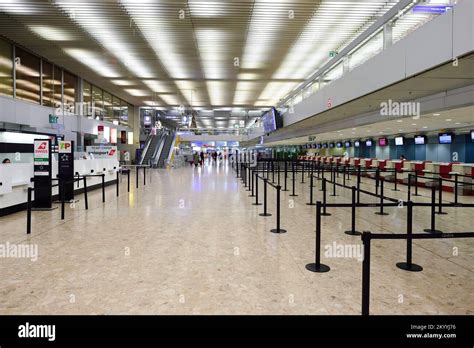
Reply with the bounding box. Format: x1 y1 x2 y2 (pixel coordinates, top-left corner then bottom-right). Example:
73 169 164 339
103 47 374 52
192 151 223 167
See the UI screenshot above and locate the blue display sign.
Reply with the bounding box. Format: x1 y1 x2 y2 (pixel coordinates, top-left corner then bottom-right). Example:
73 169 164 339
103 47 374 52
412 5 452 14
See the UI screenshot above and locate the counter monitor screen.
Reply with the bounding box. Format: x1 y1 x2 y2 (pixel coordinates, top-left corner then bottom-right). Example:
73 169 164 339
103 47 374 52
329 143 334 148
345 141 352 148
322 143 328 148
395 137 404 146
365 140 373 147
336 142 342 148
438 133 453 144
414 135 426 145
354 141 360 147
378 138 388 146
470 130 474 142
317 144 322 149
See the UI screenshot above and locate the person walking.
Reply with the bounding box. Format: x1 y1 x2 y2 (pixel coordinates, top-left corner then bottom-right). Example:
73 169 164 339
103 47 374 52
200 151 205 166
193 152 200 167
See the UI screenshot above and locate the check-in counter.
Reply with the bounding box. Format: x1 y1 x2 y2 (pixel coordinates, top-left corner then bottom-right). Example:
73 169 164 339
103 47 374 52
448 164 473 195
349 157 360 167
420 162 442 187
0 158 119 214
400 161 418 182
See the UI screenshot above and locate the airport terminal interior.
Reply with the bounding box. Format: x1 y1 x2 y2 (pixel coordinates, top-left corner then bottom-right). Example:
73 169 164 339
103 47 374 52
0 0 473 317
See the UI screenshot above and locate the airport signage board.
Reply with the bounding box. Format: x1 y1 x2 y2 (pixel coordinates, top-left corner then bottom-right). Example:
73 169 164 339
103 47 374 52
86 146 118 159
412 5 451 14
58 141 74 201
33 139 52 208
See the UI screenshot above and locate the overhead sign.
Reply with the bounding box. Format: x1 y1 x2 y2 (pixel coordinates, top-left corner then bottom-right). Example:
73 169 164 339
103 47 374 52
329 51 338 58
412 5 452 14
86 146 118 159
58 140 72 153
48 114 58 124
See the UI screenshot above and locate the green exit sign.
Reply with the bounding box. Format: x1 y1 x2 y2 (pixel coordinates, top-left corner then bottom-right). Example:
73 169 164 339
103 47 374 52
329 51 338 58
49 114 58 124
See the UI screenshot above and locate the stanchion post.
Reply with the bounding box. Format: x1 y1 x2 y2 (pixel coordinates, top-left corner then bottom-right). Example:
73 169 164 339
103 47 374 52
60 180 65 220
414 173 419 196
26 187 32 234
290 162 297 197
407 173 412 202
270 185 286 234
375 180 388 215
436 177 447 215
253 174 262 206
101 174 106 203
143 166 146 186
136 166 139 189
361 232 371 316
423 185 442 234
116 171 119 197
321 178 331 216
357 166 361 204
454 173 459 205
307 174 315 206
127 169 130 192
392 169 399 191
259 178 271 217
305 201 330 272
396 200 423 272
345 186 361 235
83 176 88 210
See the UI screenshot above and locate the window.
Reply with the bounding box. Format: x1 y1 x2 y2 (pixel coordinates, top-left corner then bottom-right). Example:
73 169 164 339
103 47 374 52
103 91 113 122
0 39 13 97
15 47 40 104
120 100 129 126
92 85 103 119
53 66 62 111
83 81 92 116
63 70 77 113
112 95 121 124
42 61 62 108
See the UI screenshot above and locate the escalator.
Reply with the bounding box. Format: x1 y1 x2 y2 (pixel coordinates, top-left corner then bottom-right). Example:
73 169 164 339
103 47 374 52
157 132 175 168
139 132 164 166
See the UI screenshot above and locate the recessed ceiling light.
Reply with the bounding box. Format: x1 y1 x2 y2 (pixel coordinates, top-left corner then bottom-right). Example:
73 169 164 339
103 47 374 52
399 129 403 131
433 113 440 116
423 126 428 129
445 119 452 121
397 120 403 123
455 122 461 125
411 123 417 126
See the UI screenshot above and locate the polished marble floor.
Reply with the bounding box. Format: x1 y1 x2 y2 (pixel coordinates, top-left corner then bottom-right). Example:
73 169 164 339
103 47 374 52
0 161 473 315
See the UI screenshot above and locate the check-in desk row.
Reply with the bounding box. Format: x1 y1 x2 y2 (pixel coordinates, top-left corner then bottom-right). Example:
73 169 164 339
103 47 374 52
297 155 473 195
0 158 119 211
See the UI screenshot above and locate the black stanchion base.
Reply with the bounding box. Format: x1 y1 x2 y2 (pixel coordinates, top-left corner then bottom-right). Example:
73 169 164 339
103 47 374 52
374 212 389 216
344 230 362 236
289 194 298 197
248 194 255 197
391 189 400 192
305 263 330 273
321 213 332 216
330 194 338 197
31 206 58 211
423 228 443 234
435 212 448 215
252 203 262 206
396 262 423 272
259 213 272 217
270 228 287 234
306 202 316 206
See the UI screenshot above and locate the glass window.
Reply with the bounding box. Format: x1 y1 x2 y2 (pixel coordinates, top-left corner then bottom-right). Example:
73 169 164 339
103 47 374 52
42 61 54 107
120 100 129 126
83 81 92 116
0 39 13 97
53 66 62 111
112 96 121 123
103 91 113 122
127 103 133 128
63 70 77 114
92 85 103 120
15 47 40 104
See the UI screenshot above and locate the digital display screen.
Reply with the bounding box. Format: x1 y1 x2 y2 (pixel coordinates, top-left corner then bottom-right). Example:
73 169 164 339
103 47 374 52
261 108 280 133
471 130 474 141
438 133 453 144
322 143 328 148
329 143 334 148
345 141 351 148
414 135 425 145
366 140 373 147
395 137 404 146
354 141 360 147
378 138 388 146
336 142 342 148
317 144 322 149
